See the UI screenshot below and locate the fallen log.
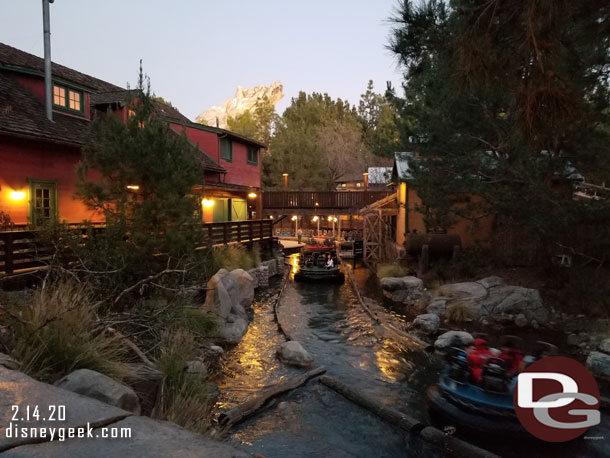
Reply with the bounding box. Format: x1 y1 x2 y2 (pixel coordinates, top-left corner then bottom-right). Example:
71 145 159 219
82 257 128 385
339 259 378 323
217 366 326 431
319 375 423 433
419 426 500 458
320 375 499 458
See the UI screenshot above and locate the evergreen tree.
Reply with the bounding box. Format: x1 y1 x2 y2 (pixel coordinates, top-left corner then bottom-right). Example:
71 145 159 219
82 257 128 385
388 0 610 254
358 80 400 158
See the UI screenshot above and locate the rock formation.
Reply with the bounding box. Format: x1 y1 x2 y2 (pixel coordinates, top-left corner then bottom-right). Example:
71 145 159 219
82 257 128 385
195 81 284 128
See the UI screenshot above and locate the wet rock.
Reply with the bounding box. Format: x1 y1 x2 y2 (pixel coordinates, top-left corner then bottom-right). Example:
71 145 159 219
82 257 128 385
229 268 255 309
476 276 504 290
203 271 233 320
380 276 423 292
222 315 249 345
0 352 19 370
598 338 610 354
439 282 488 301
567 333 581 347
185 360 208 377
514 313 528 327
426 299 447 316
412 313 440 336
586 351 610 378
277 341 314 367
434 331 474 351
207 345 224 356
478 286 549 325
258 265 270 288
55 368 141 415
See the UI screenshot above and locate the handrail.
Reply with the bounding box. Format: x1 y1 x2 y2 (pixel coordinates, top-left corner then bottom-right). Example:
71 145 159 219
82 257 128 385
262 191 392 210
0 220 273 276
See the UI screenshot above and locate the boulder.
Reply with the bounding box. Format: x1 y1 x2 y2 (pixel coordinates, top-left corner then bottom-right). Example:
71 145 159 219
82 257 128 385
222 315 249 345
478 286 549 325
0 352 19 370
203 272 232 320
185 360 208 377
426 299 447 316
598 338 610 354
277 341 314 367
247 268 260 288
207 345 224 357
438 282 488 301
514 313 528 328
380 276 424 292
434 331 474 351
412 313 440 336
476 276 505 290
586 351 610 378
229 269 255 309
55 369 140 415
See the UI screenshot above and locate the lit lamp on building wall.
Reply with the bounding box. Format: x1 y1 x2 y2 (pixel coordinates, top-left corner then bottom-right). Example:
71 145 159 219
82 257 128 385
312 215 320 236
282 173 289 190
202 198 215 208
9 191 26 201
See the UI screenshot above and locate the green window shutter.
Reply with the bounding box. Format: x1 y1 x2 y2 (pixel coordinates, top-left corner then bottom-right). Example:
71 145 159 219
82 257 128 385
247 146 258 165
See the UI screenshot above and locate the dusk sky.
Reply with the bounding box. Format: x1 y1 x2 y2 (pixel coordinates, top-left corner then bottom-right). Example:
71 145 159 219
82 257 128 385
1 0 404 120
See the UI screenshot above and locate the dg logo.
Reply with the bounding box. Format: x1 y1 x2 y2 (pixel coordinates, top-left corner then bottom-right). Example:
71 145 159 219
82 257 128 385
515 356 601 442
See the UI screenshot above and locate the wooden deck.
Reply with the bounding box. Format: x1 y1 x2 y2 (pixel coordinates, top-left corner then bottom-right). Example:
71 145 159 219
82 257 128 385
0 220 273 276
263 191 392 212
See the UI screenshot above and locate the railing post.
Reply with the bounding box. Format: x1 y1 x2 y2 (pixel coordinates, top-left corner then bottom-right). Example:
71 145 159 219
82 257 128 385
223 223 228 245
4 232 14 275
260 219 263 240
249 220 254 241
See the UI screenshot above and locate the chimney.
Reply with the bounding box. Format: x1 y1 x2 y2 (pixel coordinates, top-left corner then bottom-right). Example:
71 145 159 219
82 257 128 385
42 0 54 122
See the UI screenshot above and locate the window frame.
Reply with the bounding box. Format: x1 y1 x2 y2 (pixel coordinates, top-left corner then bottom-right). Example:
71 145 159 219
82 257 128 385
52 82 85 115
220 138 233 162
247 146 258 165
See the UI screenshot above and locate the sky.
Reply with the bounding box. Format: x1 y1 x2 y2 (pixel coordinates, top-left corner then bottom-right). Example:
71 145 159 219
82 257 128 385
0 0 404 121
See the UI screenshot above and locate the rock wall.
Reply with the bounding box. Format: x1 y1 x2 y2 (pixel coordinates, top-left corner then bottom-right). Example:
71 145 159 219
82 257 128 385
195 81 283 129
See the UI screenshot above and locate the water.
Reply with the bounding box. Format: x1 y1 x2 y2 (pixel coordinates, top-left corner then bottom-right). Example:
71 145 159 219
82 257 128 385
215 255 610 458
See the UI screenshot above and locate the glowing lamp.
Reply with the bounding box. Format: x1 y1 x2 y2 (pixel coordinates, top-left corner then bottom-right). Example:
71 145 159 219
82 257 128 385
291 215 297 221
126 185 140 190
312 216 319 222
282 173 289 177
248 192 257 198
202 199 215 208
9 191 26 201
327 216 333 222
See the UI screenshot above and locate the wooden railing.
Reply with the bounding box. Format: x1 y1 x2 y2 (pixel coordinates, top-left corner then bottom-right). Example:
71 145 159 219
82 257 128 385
263 191 392 210
0 220 273 276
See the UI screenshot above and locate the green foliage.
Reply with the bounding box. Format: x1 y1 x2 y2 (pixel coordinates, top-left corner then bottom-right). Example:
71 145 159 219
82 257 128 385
155 329 215 433
226 96 277 146
212 244 261 271
8 281 133 383
388 1 610 256
168 306 219 339
358 80 401 158
376 263 408 278
266 92 369 190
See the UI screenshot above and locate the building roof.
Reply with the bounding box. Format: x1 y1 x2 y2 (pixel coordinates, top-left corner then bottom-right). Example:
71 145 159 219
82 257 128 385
335 172 365 184
0 42 121 92
181 122 267 149
0 72 88 145
169 127 226 173
393 152 416 182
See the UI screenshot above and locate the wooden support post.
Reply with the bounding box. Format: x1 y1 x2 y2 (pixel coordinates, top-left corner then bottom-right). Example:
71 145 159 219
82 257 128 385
223 223 228 245
419 244 429 275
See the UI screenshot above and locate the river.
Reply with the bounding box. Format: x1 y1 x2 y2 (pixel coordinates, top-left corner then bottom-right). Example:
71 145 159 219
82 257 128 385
214 255 610 458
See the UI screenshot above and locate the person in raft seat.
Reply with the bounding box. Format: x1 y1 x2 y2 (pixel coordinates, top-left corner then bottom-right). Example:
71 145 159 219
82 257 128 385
499 341 524 377
326 253 334 269
467 338 492 385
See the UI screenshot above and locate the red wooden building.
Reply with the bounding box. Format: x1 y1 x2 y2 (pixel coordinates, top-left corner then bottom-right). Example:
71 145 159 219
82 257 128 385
0 42 264 226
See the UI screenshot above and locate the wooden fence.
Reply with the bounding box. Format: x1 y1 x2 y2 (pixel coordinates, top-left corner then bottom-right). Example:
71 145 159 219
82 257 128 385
0 220 273 276
263 191 392 210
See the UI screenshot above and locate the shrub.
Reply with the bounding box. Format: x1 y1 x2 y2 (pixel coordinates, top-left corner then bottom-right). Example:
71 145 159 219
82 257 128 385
155 329 215 433
212 244 260 271
445 301 478 322
377 263 408 279
9 281 133 382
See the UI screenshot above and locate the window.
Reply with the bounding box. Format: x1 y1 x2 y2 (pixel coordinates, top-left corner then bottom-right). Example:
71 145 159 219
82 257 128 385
247 146 258 165
220 138 232 162
29 180 58 226
53 83 84 114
